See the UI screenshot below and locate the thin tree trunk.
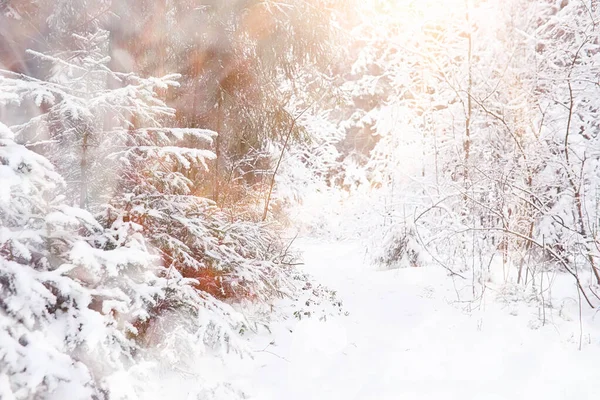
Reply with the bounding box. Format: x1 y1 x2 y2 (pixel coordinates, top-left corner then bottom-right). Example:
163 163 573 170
214 93 222 204
80 132 89 209
464 0 472 175
563 46 600 284
262 104 313 221
574 189 600 284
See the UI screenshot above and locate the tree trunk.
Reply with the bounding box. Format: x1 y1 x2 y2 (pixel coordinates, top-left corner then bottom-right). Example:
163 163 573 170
79 132 89 209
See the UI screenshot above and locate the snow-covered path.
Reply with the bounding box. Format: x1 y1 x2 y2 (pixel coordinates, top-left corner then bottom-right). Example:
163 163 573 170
231 240 600 400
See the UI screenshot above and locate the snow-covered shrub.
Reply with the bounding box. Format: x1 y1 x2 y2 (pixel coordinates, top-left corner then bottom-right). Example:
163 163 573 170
290 275 347 321
0 121 168 399
374 223 425 269
97 120 300 343
0 121 100 400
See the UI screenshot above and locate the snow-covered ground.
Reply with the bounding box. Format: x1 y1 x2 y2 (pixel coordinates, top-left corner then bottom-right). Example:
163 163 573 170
160 239 600 400
236 239 600 399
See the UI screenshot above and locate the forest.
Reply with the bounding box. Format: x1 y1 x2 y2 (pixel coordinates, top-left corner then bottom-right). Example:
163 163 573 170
1 0 600 399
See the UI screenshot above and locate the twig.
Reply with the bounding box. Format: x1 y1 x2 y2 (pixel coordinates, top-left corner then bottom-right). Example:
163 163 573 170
254 343 290 363
262 102 316 221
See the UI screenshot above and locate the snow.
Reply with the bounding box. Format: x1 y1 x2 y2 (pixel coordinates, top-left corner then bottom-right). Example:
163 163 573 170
202 239 600 400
